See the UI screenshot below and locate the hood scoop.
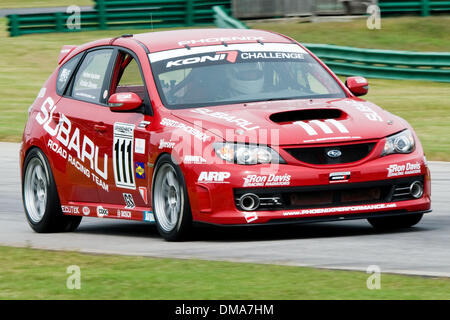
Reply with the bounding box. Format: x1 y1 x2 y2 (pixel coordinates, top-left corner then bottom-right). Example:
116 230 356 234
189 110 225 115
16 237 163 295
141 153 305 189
270 108 344 124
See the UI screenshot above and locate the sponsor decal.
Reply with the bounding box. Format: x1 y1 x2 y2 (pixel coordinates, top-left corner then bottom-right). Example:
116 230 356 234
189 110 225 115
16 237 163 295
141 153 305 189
116 93 132 100
74 92 96 100
36 97 108 192
244 212 258 223
82 206 90 216
160 118 210 142
166 52 231 68
134 138 146 154
61 205 79 214
387 162 421 177
356 104 383 122
183 155 207 164
138 187 148 204
354 76 367 84
159 139 175 149
123 193 135 209
165 50 304 69
117 209 132 219
283 203 398 216
81 71 101 81
178 36 264 46
143 210 155 222
243 174 291 187
149 43 307 63
294 119 349 136
198 171 231 184
341 100 383 122
241 51 303 60
329 171 351 183
303 136 362 143
58 68 71 83
138 120 151 128
113 123 135 189
191 108 259 131
135 162 146 179
97 206 108 217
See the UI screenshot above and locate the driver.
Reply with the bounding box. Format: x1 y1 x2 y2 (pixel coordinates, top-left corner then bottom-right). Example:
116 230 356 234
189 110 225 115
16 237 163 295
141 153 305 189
226 62 264 95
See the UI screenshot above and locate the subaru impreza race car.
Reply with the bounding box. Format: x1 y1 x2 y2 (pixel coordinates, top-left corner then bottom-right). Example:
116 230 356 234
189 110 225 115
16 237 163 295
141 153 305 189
20 29 431 240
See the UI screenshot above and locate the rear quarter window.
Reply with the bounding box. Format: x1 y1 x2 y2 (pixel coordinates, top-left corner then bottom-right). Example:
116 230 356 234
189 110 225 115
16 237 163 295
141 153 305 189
56 54 82 95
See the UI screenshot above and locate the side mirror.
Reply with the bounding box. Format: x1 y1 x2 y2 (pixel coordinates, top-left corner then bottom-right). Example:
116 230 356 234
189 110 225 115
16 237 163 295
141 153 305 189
108 92 142 111
345 76 369 96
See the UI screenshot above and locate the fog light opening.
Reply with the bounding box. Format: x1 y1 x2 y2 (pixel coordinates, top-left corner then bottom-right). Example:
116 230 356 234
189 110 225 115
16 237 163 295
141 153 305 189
410 181 423 199
239 193 260 211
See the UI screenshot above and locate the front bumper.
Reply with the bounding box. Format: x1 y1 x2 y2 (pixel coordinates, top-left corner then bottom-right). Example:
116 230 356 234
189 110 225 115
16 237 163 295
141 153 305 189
195 209 432 227
184 152 431 225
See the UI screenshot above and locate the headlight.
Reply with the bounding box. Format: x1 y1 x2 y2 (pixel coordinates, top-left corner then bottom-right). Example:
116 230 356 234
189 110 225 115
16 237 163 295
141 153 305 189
382 129 415 156
214 143 285 164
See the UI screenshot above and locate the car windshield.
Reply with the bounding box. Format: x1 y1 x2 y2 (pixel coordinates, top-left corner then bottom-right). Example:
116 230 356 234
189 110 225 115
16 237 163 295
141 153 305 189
149 43 346 109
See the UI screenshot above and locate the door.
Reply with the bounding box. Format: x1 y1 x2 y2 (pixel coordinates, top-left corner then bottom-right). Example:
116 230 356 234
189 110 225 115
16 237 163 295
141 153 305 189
96 49 152 212
53 48 115 204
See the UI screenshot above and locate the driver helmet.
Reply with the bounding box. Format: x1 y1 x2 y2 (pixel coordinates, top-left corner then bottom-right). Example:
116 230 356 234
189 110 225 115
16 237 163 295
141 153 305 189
226 62 264 95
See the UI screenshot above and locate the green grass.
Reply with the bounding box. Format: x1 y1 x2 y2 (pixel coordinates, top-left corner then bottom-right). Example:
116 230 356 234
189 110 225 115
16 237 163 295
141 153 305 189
364 78 450 161
250 16 450 52
0 246 449 299
0 17 449 159
0 0 92 9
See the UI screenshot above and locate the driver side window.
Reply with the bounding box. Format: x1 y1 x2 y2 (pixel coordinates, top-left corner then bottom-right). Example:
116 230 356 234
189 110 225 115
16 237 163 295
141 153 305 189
110 52 149 110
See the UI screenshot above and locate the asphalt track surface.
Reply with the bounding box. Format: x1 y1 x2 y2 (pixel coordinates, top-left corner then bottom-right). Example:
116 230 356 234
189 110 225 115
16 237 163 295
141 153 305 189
0 142 448 277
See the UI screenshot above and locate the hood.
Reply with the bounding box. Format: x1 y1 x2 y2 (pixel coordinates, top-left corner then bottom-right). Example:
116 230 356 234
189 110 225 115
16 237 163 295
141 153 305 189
170 98 407 146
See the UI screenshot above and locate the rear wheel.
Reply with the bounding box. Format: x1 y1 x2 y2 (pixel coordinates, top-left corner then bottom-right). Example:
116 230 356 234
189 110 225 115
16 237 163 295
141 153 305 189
368 213 423 230
22 148 82 233
152 154 192 241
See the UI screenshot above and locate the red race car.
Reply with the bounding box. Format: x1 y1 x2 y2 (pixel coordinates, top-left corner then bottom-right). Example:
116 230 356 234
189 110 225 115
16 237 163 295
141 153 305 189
20 29 431 240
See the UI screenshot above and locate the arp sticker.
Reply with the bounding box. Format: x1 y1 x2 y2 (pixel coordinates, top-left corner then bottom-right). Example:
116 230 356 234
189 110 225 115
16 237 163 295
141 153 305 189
198 172 230 184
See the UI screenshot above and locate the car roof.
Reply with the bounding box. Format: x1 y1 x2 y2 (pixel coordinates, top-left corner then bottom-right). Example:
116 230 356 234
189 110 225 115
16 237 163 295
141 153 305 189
60 29 297 66
132 28 294 53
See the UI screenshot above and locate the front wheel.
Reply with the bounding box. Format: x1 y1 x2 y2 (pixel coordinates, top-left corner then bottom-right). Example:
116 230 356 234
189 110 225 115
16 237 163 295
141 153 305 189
152 154 192 241
368 213 423 230
22 148 82 233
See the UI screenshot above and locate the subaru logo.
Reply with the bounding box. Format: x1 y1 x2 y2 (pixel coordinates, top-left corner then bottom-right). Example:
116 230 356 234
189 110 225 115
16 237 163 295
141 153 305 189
327 149 342 158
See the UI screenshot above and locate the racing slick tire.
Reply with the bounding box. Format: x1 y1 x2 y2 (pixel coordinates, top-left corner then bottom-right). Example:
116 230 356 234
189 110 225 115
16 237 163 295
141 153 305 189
367 213 423 230
22 148 82 233
152 154 192 241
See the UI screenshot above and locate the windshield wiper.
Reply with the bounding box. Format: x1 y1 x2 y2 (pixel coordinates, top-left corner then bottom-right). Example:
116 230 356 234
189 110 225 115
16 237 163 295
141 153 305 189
257 97 300 102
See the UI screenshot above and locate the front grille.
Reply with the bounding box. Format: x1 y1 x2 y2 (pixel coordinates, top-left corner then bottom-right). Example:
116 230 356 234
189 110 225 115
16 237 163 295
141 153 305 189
285 142 376 165
234 176 424 211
